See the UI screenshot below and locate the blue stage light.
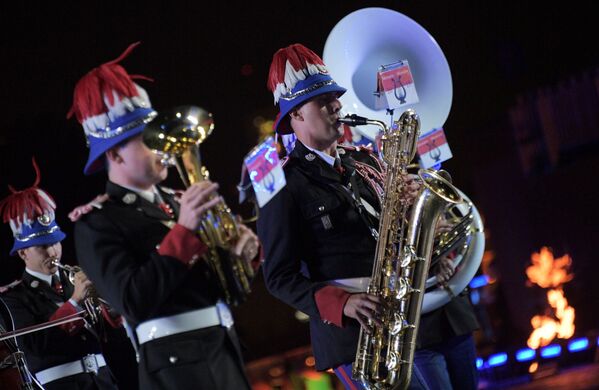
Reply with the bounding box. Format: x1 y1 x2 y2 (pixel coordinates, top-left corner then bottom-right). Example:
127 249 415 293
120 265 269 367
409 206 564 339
476 357 483 369
469 275 489 289
487 352 508 367
567 338 589 352
515 348 536 362
470 289 480 305
540 344 561 358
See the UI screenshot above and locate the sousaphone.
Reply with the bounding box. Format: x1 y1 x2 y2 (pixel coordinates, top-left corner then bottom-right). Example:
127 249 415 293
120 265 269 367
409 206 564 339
323 7 484 313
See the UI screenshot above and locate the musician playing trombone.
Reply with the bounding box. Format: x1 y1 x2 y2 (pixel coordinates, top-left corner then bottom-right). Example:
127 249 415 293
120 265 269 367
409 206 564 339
0 160 119 389
68 43 259 390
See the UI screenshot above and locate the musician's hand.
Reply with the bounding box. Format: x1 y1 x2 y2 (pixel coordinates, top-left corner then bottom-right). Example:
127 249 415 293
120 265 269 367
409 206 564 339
71 271 93 304
177 181 221 231
232 223 260 265
401 173 421 205
434 256 455 284
343 293 383 333
68 194 109 222
435 216 454 236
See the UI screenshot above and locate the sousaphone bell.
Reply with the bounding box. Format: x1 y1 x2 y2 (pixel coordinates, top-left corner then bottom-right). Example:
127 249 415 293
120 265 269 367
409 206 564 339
324 7 484 313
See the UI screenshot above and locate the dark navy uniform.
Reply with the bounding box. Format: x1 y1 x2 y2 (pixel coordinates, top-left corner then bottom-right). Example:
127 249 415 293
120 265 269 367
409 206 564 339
258 141 383 371
417 292 478 350
74 181 250 390
1 271 115 390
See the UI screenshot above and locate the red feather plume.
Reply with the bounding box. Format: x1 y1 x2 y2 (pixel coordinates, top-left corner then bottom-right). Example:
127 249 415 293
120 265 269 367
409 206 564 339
66 42 153 124
267 43 325 93
0 157 55 225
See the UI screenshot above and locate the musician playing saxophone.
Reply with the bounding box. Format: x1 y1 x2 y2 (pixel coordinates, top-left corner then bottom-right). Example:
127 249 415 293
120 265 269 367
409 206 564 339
257 44 430 389
68 43 259 389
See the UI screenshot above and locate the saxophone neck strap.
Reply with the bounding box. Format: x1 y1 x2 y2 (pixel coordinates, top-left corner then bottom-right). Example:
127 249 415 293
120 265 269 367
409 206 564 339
349 174 379 240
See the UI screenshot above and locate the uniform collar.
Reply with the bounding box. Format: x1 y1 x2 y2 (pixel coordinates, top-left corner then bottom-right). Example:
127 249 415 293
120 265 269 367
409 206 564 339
24 268 57 286
106 181 178 221
118 183 159 203
290 141 354 184
303 144 339 167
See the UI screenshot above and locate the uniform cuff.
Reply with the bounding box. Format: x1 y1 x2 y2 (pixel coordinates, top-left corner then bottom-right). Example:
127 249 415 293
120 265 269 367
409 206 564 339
314 286 351 327
157 224 208 266
49 301 85 334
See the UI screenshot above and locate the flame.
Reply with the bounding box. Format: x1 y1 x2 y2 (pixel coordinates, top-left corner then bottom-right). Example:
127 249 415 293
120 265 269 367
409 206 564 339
526 247 575 349
529 362 539 373
526 247 573 288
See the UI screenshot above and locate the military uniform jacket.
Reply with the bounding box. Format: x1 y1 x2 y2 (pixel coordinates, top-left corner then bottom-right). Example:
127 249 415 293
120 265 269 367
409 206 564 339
74 181 224 329
258 141 383 371
0 270 102 373
74 181 251 389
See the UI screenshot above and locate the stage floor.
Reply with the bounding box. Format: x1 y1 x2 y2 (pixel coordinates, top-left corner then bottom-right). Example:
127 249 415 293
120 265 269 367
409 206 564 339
481 362 599 389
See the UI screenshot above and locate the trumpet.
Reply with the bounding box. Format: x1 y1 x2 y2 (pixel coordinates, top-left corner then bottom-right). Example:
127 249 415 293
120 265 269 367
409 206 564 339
50 260 104 326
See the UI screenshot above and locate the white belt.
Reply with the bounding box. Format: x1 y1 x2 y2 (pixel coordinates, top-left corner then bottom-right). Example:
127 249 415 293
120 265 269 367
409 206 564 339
326 277 370 293
136 302 234 345
35 354 106 384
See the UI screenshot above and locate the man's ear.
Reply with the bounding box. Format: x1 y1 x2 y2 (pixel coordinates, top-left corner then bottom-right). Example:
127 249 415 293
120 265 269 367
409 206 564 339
17 249 27 262
105 148 123 164
289 108 303 122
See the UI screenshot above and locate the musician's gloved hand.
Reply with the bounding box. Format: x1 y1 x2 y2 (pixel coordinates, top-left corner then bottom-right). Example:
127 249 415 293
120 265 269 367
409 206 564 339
71 271 93 304
177 181 221 231
343 293 383 333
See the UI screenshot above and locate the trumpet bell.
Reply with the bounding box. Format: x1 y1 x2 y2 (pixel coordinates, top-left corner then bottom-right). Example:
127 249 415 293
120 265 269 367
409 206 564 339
143 105 214 156
323 7 452 141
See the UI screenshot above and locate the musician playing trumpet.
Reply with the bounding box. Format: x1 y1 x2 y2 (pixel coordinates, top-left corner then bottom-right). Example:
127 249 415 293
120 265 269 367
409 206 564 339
68 43 258 389
0 160 118 390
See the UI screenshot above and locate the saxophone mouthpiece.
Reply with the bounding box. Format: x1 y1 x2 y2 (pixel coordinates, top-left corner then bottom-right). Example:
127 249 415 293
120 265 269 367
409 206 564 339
338 114 370 126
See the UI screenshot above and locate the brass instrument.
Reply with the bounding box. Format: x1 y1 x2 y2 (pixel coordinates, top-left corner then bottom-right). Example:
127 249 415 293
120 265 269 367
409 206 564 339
51 260 104 326
143 105 254 306
340 111 462 390
323 7 485 320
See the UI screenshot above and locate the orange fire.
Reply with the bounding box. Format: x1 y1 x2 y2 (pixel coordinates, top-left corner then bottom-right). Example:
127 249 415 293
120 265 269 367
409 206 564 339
526 247 575 349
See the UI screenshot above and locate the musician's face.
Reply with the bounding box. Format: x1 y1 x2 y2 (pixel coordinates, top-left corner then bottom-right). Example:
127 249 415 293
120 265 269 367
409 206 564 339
290 92 344 149
107 134 168 189
18 242 61 275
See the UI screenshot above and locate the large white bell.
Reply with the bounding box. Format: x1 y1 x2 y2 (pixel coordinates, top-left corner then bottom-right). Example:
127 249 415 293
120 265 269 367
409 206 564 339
323 7 453 140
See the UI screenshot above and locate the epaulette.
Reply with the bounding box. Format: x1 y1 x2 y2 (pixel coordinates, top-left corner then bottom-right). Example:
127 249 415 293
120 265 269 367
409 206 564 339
0 279 22 293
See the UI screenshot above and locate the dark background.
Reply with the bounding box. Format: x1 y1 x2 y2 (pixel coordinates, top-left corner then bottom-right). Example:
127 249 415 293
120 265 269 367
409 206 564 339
1 1 598 361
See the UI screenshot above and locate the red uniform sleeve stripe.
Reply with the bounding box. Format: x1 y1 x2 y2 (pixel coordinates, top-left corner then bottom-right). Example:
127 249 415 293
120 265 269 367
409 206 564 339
314 285 351 327
49 301 85 334
157 224 208 266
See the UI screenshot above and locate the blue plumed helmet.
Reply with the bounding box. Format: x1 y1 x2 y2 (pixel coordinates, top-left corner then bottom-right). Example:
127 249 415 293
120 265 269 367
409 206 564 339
267 43 347 134
0 158 66 256
67 42 157 175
